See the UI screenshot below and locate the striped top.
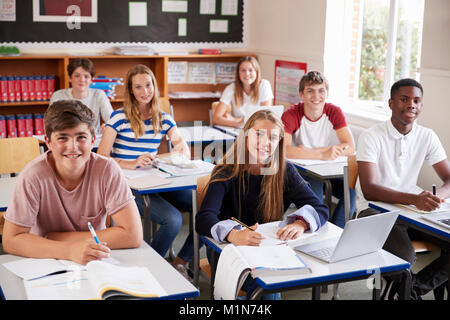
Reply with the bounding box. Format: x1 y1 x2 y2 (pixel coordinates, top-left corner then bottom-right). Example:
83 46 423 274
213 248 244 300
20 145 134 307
106 109 176 160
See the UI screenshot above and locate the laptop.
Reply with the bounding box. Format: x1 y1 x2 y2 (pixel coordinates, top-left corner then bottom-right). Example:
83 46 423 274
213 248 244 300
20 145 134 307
243 105 285 124
295 211 399 263
422 211 450 230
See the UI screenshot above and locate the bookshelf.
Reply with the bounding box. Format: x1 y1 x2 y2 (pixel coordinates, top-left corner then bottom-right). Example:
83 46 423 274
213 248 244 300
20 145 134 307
0 53 254 123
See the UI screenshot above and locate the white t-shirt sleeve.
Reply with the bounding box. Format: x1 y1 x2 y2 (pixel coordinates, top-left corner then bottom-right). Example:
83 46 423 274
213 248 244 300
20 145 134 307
356 129 380 163
220 83 235 106
94 90 114 123
425 129 447 166
259 79 274 103
49 89 70 105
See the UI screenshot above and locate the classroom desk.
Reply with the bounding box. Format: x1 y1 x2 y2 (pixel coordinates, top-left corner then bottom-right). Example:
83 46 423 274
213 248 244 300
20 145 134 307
212 124 240 137
0 177 17 212
369 201 450 299
0 242 199 300
288 158 346 218
177 125 236 162
202 222 411 300
129 168 214 287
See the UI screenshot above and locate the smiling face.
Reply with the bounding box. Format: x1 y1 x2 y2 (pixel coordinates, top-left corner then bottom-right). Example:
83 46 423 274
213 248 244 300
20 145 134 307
300 83 328 112
131 73 155 107
69 66 92 94
238 61 258 89
45 123 95 178
389 86 423 132
247 119 281 165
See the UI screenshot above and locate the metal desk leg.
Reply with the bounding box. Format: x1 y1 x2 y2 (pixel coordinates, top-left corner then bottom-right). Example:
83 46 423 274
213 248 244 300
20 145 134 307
210 249 218 300
398 269 412 300
323 179 333 217
312 286 321 300
142 194 152 245
192 190 199 287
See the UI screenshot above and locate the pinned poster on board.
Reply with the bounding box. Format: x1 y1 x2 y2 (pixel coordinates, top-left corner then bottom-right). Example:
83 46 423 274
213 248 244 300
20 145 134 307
274 60 307 107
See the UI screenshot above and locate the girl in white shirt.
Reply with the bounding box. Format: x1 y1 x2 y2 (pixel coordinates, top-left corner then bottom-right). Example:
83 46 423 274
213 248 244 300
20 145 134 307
213 56 273 128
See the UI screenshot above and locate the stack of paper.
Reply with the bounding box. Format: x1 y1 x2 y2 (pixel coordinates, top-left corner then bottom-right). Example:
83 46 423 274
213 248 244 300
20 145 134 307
113 46 155 56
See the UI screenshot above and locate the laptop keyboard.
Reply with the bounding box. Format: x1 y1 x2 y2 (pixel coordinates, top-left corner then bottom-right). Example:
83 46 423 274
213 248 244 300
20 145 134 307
308 247 335 261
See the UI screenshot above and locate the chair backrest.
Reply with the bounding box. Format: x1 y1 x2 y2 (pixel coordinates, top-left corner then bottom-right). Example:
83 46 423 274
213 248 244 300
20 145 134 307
210 101 232 126
343 154 358 222
0 137 41 175
197 174 211 208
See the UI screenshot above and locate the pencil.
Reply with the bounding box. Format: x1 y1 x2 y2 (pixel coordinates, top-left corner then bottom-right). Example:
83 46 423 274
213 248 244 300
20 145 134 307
231 217 254 231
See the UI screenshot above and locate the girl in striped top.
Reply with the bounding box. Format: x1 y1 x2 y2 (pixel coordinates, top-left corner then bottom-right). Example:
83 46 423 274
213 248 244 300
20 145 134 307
98 65 195 271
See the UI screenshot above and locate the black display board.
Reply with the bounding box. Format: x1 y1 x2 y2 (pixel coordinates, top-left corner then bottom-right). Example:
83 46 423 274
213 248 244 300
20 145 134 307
0 0 244 43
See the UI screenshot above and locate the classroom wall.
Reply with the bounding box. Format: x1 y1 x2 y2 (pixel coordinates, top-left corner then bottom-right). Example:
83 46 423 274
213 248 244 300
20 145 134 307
245 0 327 84
417 0 450 189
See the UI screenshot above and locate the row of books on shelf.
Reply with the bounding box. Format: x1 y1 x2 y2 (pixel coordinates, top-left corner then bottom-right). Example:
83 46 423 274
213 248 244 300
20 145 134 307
168 61 237 84
0 75 55 103
0 113 44 139
90 76 123 100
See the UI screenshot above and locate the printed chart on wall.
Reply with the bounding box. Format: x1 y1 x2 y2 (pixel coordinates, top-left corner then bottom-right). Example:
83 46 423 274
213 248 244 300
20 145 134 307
274 60 307 107
0 0 245 44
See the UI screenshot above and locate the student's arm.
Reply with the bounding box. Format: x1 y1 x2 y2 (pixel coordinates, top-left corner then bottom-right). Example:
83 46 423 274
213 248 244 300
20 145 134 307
44 201 143 250
97 126 155 170
158 126 191 159
284 128 353 160
2 221 110 265
358 161 441 211
433 158 450 199
212 102 244 128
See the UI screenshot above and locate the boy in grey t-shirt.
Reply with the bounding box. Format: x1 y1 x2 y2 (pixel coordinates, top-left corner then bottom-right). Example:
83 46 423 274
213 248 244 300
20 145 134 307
3 100 142 265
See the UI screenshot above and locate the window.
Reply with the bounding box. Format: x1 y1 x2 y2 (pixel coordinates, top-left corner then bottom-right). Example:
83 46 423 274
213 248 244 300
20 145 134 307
325 0 425 117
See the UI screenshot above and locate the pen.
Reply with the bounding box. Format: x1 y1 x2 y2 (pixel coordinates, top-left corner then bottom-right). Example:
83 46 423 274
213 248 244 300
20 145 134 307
342 145 349 151
152 163 174 177
432 184 436 196
231 217 254 231
87 222 100 244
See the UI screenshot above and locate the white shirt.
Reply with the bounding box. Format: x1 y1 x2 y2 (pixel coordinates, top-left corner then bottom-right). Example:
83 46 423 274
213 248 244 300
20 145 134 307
220 79 273 120
355 120 447 213
50 88 114 134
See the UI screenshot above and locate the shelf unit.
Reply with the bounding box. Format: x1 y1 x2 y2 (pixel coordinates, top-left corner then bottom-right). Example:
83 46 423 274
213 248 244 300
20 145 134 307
0 53 254 123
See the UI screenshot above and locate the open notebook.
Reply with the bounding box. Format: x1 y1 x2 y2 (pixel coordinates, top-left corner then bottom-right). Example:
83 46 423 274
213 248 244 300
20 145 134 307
396 198 450 214
22 260 167 300
214 244 310 300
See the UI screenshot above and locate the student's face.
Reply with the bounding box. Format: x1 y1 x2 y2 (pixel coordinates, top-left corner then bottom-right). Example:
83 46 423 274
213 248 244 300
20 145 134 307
238 61 257 88
389 86 423 127
69 67 92 93
247 119 281 165
300 83 328 111
131 73 154 107
45 123 95 176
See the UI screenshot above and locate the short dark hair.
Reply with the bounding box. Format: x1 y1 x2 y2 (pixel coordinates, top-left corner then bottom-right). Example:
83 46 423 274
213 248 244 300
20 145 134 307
45 100 96 139
67 58 95 78
390 78 423 99
299 71 329 93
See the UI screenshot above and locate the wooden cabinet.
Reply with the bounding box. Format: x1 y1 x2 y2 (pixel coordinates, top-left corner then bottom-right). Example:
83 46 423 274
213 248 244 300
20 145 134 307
0 53 253 123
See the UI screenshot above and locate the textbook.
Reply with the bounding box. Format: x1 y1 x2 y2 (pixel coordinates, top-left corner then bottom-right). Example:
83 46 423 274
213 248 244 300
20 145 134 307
214 244 310 300
23 260 167 300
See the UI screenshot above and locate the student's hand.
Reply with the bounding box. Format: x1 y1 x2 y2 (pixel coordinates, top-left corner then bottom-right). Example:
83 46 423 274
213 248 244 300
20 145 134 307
235 117 245 128
414 191 443 211
68 240 111 265
135 153 157 169
277 220 308 241
226 223 265 246
321 145 344 160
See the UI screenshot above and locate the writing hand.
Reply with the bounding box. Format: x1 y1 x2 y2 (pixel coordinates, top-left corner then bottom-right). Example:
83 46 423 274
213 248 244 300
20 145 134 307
226 223 264 246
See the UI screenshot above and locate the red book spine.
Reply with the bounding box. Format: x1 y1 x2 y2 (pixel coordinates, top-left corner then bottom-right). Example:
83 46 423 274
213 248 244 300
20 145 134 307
41 76 48 101
34 114 44 135
20 76 29 101
28 77 36 101
198 49 222 55
17 115 26 137
14 76 21 102
47 75 55 98
7 77 15 102
25 114 34 137
35 76 42 101
0 77 7 103
6 115 17 138
0 116 6 139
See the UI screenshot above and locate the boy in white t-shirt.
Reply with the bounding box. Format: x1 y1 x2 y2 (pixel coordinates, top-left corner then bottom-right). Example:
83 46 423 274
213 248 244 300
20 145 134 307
3 100 143 266
357 78 450 300
281 71 355 228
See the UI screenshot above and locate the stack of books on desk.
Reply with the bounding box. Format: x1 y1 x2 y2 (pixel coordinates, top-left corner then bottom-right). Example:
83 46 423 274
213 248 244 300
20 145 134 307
113 46 155 56
90 76 123 100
